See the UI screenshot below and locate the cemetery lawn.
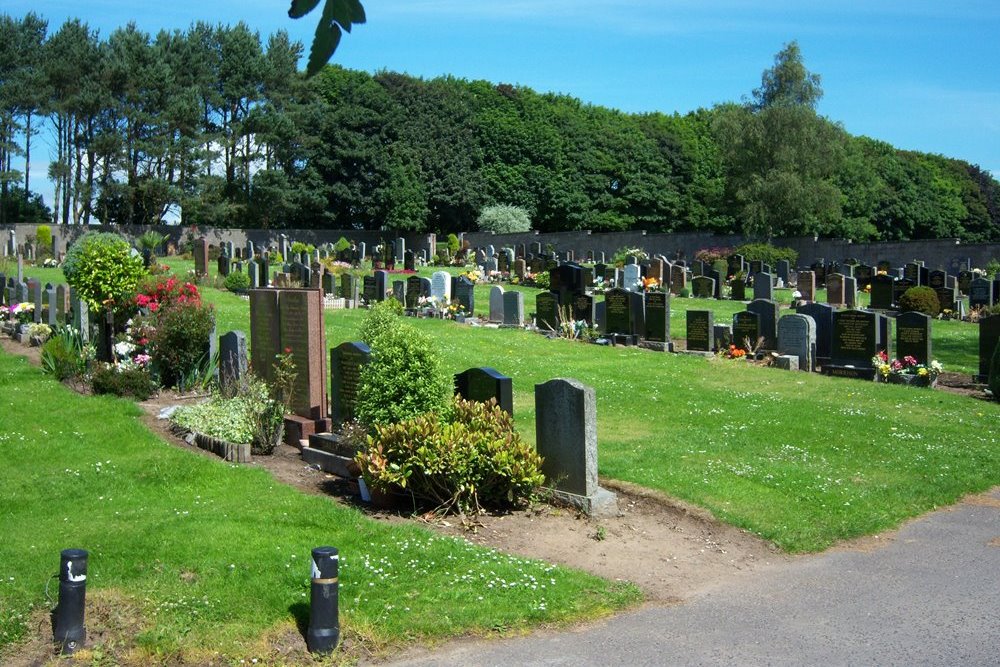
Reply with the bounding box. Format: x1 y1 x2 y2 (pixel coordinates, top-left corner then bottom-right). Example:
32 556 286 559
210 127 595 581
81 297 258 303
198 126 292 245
305 304 997 554
0 351 640 662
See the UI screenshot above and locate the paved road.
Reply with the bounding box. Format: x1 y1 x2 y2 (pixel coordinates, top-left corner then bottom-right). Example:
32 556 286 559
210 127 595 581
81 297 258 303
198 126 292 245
388 489 1000 666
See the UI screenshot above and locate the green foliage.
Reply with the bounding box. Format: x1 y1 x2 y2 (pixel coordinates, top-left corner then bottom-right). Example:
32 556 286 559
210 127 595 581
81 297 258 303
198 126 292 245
530 271 550 290
151 301 216 389
446 233 460 254
223 271 252 292
333 236 352 253
898 286 941 317
40 326 91 381
90 363 157 401
733 242 798 267
35 224 52 249
989 341 1000 402
358 397 545 513
477 204 532 234
985 258 1000 277
290 241 315 255
355 313 451 428
611 247 649 266
61 232 146 313
358 299 405 346
137 230 167 252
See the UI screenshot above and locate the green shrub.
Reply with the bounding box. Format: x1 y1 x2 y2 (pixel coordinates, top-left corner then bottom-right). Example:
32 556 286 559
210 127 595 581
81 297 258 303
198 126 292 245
477 204 532 234
531 272 550 290
223 271 251 292
91 363 157 400
333 237 351 253
984 258 1000 278
35 224 52 249
62 232 145 314
171 376 285 453
611 247 649 267
290 241 315 255
358 299 405 346
989 341 1000 402
41 327 91 381
733 242 798 268
899 286 940 317
151 301 216 388
355 317 451 428
446 234 460 254
358 397 545 513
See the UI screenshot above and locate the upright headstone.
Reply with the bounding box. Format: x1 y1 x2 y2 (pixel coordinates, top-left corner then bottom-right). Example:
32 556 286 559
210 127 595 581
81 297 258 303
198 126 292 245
330 341 371 424
622 263 641 292
535 292 560 331
844 276 858 308
55 284 69 325
454 367 513 415
70 293 89 342
778 313 816 372
776 259 790 283
798 270 815 302
870 274 895 310
431 271 451 305
827 273 845 307
686 310 714 351
978 315 1000 381
603 288 632 336
455 277 475 314
373 270 390 302
969 277 994 310
826 309 880 379
29 280 42 323
691 276 715 299
796 302 834 365
572 292 596 326
753 272 774 301
747 299 779 350
895 311 932 366
534 378 616 516
732 310 760 351
502 290 524 327
406 275 423 309
43 283 57 327
670 264 687 294
194 238 209 277
643 291 670 347
219 330 248 387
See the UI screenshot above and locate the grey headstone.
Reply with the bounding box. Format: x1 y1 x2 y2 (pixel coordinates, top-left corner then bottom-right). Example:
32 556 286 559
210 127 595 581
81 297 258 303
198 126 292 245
219 330 248 387
489 286 505 322
502 290 524 327
534 378 617 516
777 313 816 372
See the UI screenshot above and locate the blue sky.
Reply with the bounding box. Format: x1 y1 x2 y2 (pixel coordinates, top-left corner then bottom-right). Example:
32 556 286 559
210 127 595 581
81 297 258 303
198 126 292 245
6 0 1000 185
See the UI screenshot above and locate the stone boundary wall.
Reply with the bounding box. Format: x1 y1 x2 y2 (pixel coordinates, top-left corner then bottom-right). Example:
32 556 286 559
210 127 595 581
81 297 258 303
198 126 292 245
3 223 998 271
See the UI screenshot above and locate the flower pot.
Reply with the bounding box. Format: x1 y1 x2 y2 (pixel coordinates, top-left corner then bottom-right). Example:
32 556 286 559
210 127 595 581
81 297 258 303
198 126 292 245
887 373 933 388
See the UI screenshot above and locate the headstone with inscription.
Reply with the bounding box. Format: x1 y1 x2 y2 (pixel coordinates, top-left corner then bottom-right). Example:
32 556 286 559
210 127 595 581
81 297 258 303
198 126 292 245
825 309 881 379
796 302 834 365
895 311 932 365
535 292 560 331
977 315 1000 381
502 290 524 327
870 274 895 310
603 288 632 336
827 273 845 307
455 367 513 415
732 311 760 351
778 313 816 372
330 341 371 424
747 299 779 350
686 310 714 352
643 291 670 347
798 270 815 302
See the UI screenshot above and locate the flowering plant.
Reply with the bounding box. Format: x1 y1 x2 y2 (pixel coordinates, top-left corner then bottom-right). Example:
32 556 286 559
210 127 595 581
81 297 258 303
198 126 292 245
43 258 60 268
135 276 201 313
724 344 747 359
641 276 660 291
872 351 942 384
6 302 35 324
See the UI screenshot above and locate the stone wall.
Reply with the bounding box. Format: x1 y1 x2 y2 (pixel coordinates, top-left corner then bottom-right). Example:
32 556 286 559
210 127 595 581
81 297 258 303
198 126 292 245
3 222 998 271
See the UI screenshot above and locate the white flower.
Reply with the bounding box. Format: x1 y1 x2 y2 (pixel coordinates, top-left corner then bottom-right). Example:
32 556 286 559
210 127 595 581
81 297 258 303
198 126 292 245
114 341 136 357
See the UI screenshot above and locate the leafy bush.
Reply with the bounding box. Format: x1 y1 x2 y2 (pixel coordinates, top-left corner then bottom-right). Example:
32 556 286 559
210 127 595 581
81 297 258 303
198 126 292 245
90 363 157 401
334 237 351 253
137 230 167 254
694 247 733 264
733 242 798 267
899 286 940 317
477 204 532 234
990 341 1000 402
446 234 460 254
290 241 315 255
151 300 216 389
62 232 146 313
530 271 550 290
611 247 648 267
223 271 251 292
355 315 451 428
41 327 91 381
357 397 545 513
35 224 52 250
985 258 1000 278
359 299 405 346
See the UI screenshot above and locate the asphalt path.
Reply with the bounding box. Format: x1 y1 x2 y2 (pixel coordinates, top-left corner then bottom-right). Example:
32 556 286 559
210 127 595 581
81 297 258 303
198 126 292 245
388 488 1000 667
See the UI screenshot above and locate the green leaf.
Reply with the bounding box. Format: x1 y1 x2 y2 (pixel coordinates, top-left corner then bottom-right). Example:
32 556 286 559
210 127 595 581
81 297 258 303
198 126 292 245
306 21 342 78
287 0 322 19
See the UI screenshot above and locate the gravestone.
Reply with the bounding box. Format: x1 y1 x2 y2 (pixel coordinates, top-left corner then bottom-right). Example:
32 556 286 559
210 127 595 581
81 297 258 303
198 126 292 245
855 264 874 289
321 272 336 296
903 262 921 285
844 276 858 308
29 280 42 323
218 254 231 278
392 280 406 306
796 302 835 364
935 285 957 312
969 278 993 310
928 270 946 291
957 270 973 295
730 277 746 301
70 293 89 342
622 263 641 291
431 271 451 304
713 324 732 351
826 309 880 379
870 274 895 310
534 378 616 516
535 292 560 331
194 238 209 277
514 258 526 280
572 292 596 326
670 264 687 294
373 270 390 302
977 315 1000 381
708 268 724 299
643 291 670 347
330 341 371 425
691 276 715 299
502 290 524 327
798 270 815 301
455 277 475 314
603 288 632 336
249 288 330 443
895 311 932 365
778 313 816 372
732 311 760 351
55 284 69 325
489 286 505 322
747 299 779 350
727 254 744 278
362 276 377 304
219 330 248 388
406 275 423 309
341 274 359 304
686 310 714 352
753 272 773 301
43 283 57 327
776 259 790 283
893 278 915 308
395 237 406 263
455 367 513 415
827 273 845 306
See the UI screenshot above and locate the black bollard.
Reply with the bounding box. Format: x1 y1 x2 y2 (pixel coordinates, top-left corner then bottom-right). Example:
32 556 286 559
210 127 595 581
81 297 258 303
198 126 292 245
306 546 340 654
53 549 88 655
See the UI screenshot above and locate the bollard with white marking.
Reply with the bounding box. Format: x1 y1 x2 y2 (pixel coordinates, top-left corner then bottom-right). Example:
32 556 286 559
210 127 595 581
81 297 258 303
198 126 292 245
306 546 340 654
53 548 88 655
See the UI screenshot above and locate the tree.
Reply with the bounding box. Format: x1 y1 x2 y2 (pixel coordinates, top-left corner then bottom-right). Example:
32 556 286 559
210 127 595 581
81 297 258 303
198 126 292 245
715 43 845 239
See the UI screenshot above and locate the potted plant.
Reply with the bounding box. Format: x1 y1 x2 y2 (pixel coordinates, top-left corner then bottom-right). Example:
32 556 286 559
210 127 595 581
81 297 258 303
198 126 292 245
873 352 942 387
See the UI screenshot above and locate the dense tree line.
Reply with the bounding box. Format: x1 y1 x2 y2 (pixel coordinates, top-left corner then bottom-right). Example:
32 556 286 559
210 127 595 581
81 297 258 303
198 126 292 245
1 16 998 242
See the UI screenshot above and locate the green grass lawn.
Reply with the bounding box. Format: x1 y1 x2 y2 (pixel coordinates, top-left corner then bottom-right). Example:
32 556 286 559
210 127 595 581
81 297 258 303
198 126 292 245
0 351 638 662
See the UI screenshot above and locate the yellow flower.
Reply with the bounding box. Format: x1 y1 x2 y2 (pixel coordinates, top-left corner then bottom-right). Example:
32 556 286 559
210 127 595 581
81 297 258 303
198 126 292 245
917 367 928 376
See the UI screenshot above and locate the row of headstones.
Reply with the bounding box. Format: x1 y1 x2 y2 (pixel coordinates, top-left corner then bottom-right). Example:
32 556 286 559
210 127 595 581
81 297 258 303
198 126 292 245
3 230 63 259
0 274 88 335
